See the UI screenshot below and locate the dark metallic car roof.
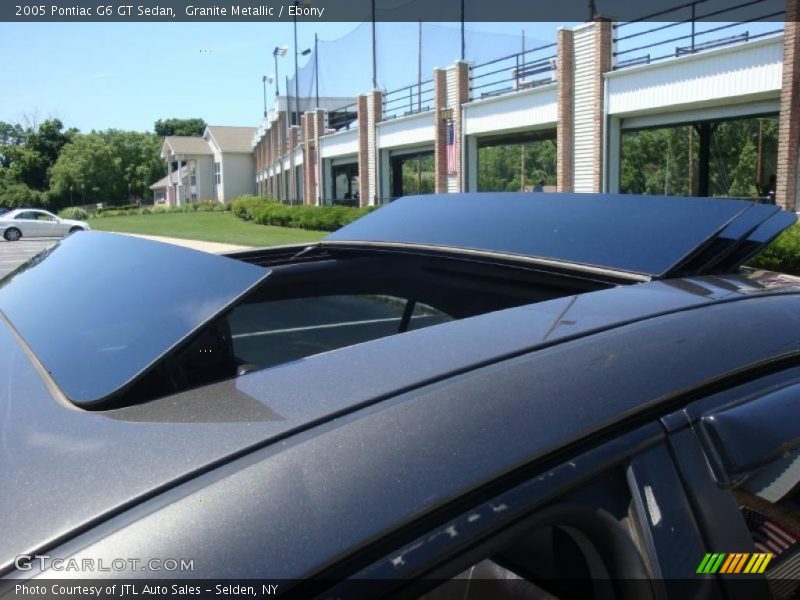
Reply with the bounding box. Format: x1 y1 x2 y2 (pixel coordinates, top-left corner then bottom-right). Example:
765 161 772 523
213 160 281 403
0 232 269 407
324 194 795 279
3 270 800 575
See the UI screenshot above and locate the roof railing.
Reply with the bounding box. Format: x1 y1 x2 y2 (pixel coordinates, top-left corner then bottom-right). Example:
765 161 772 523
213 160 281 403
613 0 784 70
327 102 358 132
382 79 435 120
469 42 557 101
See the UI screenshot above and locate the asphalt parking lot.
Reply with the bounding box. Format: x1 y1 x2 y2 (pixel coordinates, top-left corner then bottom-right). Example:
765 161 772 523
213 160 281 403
0 238 57 279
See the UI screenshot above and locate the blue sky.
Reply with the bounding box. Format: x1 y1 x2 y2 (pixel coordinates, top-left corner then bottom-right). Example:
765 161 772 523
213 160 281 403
0 21 566 133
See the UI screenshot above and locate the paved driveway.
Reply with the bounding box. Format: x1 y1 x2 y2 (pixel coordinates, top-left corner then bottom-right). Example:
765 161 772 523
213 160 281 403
0 238 58 279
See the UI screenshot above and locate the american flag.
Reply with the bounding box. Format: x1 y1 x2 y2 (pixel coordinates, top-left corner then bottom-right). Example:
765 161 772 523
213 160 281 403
742 506 800 599
446 119 456 175
742 507 798 555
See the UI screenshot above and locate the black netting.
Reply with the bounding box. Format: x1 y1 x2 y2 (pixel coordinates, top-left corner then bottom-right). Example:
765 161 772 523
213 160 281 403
285 21 554 113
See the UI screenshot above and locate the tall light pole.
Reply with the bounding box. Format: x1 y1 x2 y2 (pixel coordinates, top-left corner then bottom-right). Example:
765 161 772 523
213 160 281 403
273 45 287 97
293 2 311 127
314 33 319 109
262 75 274 117
262 75 268 117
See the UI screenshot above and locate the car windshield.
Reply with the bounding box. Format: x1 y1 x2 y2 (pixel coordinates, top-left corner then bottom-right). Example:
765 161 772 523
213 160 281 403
0 232 269 407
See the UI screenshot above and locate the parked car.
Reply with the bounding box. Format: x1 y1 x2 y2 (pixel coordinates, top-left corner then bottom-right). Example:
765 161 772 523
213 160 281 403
0 208 89 241
1 193 799 599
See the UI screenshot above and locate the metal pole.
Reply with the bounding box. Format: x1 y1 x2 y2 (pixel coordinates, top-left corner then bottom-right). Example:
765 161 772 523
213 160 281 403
372 0 377 88
418 20 422 112
274 54 280 96
262 76 268 117
286 75 292 126
294 4 300 128
756 118 764 195
688 126 694 194
697 122 711 197
460 0 465 61
691 2 696 52
314 33 319 108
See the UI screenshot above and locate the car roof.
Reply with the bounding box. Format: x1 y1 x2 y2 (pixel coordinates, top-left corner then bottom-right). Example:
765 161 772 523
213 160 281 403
3 208 50 216
3 270 800 574
325 194 795 280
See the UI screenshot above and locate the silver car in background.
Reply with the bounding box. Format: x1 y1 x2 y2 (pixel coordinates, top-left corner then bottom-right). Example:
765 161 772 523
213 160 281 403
0 208 90 241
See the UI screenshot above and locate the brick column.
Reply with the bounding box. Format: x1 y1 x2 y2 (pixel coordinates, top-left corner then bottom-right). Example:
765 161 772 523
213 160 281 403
302 112 317 205
271 118 278 199
266 125 274 198
254 138 260 195
433 68 448 193
593 19 612 192
367 89 383 204
260 137 266 197
276 114 286 202
777 0 800 211
357 94 370 206
313 109 325 204
451 61 470 192
557 27 575 192
288 126 299 203
433 63 470 194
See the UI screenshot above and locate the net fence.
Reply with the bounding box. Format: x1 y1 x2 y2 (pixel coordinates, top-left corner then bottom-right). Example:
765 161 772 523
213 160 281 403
286 21 555 114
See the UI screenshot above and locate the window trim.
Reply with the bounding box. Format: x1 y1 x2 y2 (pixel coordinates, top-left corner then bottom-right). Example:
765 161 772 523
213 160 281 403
316 423 663 595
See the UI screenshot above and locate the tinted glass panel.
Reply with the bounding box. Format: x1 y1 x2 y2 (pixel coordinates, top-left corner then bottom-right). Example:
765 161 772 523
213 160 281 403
325 193 779 277
229 294 453 370
701 384 800 476
0 232 268 406
701 385 800 599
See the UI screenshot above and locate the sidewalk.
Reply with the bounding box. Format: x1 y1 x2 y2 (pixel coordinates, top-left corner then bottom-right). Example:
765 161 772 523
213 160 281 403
119 233 252 254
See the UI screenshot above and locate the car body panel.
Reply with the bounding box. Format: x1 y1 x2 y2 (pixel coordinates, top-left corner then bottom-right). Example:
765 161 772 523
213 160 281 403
324 194 795 279
14 293 800 580
0 232 269 406
3 269 800 576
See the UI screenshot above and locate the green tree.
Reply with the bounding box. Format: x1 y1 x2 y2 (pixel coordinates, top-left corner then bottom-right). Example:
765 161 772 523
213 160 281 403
620 117 778 199
477 139 557 192
49 130 163 207
0 121 26 167
154 118 207 137
0 119 76 192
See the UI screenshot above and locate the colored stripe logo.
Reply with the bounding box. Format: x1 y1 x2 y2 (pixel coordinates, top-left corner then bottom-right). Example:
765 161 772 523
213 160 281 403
696 553 773 574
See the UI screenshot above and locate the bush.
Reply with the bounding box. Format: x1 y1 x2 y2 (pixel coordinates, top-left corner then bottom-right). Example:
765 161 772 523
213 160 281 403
97 204 138 215
58 206 89 220
232 195 271 220
231 195 375 231
749 224 800 275
87 201 228 218
1 183 49 209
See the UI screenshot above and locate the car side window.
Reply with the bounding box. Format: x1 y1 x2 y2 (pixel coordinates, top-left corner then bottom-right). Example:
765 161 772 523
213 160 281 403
14 212 33 220
413 469 655 600
697 383 800 599
345 453 660 600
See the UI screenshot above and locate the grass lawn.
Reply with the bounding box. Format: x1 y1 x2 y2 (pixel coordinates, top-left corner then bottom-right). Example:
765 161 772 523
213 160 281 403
89 212 327 247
